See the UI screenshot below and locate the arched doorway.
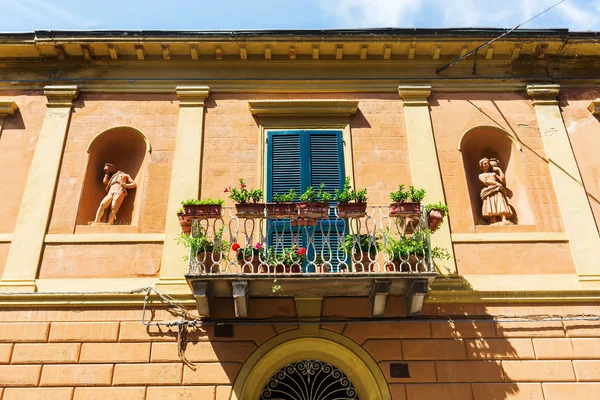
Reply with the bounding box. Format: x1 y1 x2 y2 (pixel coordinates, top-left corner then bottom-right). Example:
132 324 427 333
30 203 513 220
232 330 390 400
261 359 358 399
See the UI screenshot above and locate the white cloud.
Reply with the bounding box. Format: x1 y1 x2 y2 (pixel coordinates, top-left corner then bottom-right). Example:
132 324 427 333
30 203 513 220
319 0 600 30
0 0 99 30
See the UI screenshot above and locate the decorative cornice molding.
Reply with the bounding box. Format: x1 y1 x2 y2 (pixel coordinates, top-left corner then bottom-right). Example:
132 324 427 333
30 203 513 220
527 84 560 106
0 101 18 116
426 289 600 303
175 85 210 107
588 98 600 115
398 85 432 106
43 85 78 108
248 100 359 116
451 232 569 243
44 233 165 244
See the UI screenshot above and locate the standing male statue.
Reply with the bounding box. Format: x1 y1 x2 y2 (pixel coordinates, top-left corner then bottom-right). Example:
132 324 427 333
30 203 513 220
94 163 137 225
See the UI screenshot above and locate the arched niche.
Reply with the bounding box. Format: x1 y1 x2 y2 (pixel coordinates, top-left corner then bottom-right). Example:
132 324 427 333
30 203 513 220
459 125 535 227
76 126 151 226
232 330 391 400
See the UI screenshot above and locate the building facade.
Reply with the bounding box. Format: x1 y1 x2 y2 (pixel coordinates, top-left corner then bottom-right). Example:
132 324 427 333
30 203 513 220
0 28 600 399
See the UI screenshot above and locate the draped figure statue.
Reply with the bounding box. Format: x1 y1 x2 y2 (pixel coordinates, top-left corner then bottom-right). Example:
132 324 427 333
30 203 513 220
478 157 514 225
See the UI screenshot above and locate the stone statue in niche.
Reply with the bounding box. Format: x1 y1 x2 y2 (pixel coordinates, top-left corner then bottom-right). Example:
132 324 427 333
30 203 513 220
92 163 137 225
479 157 514 226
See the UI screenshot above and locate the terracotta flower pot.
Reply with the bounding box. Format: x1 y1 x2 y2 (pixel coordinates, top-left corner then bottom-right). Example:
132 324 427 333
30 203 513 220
235 203 265 218
389 202 421 217
297 202 329 219
387 255 420 272
196 251 221 273
336 202 367 218
239 255 262 273
269 264 301 273
427 208 445 232
266 202 297 219
291 218 318 227
352 252 375 272
183 204 222 218
315 264 330 273
177 212 191 234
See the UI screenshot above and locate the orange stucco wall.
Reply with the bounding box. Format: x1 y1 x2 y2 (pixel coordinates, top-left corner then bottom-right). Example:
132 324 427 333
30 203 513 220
201 93 411 205
38 243 162 279
48 94 178 235
0 92 45 233
0 303 599 400
560 89 600 233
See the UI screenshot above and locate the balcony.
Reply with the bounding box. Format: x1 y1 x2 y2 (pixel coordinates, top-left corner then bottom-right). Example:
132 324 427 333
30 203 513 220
183 206 438 318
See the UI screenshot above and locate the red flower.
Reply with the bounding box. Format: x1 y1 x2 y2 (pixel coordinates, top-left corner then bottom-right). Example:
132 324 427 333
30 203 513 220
231 243 241 251
297 247 306 256
241 183 247 189
224 188 229 193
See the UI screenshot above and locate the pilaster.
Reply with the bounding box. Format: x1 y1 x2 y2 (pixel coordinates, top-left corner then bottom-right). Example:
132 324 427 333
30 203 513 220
157 86 210 292
0 101 18 136
527 84 600 281
0 86 78 292
398 85 457 275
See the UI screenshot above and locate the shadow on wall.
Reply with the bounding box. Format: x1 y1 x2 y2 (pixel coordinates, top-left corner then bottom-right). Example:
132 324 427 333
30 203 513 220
76 126 149 226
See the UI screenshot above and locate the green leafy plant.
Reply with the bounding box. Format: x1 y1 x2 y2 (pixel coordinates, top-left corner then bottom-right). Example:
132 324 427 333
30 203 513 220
176 227 228 260
181 198 225 206
389 184 409 203
340 234 381 255
232 242 265 262
334 177 368 203
383 231 429 261
224 178 263 204
266 245 307 267
407 186 426 202
383 230 452 262
334 177 352 203
426 201 449 216
272 189 296 203
300 183 331 203
352 188 368 203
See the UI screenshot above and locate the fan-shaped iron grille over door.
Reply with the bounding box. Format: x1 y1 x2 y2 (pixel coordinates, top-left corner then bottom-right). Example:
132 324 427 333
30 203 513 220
260 359 359 400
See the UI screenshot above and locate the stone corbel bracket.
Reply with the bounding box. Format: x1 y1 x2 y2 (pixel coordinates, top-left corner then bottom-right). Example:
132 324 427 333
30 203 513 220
44 85 79 108
0 101 18 117
398 85 432 106
587 98 600 115
526 84 560 106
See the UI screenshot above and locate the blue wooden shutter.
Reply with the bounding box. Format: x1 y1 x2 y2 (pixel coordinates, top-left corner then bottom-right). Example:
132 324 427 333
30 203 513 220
267 131 302 202
267 130 345 268
308 131 345 269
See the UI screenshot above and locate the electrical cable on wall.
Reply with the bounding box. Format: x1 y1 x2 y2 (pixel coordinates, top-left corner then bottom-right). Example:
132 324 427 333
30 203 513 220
436 0 569 74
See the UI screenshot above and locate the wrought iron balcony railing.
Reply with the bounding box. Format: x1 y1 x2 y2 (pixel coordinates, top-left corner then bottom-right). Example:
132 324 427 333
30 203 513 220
183 206 435 276
182 205 438 318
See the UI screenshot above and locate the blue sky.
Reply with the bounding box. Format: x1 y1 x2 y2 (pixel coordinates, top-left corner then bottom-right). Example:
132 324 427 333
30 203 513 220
1 0 599 32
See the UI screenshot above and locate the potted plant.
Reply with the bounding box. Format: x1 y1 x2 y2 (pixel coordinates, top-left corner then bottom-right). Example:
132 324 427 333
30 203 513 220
232 242 265 273
335 177 368 218
313 253 330 273
225 178 265 218
177 207 191 234
298 184 331 219
181 198 225 218
266 189 297 219
177 227 228 273
266 245 306 273
341 234 380 272
389 185 425 217
426 201 449 232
